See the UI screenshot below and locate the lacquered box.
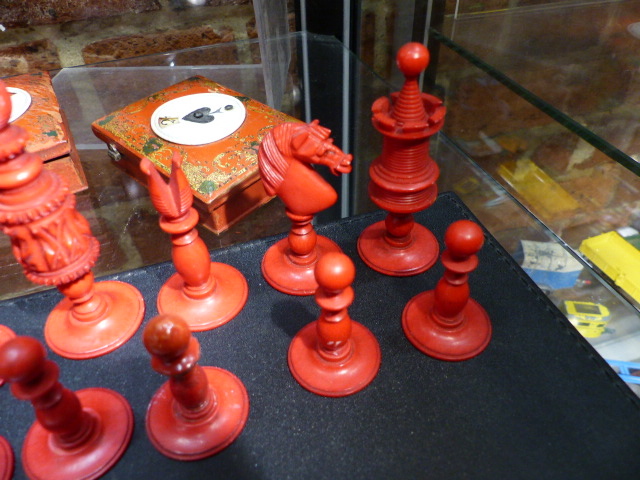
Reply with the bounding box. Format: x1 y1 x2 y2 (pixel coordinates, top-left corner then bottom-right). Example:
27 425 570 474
91 75 300 233
4 72 87 193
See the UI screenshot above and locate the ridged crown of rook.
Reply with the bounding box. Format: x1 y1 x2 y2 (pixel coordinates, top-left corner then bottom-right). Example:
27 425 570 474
391 42 430 125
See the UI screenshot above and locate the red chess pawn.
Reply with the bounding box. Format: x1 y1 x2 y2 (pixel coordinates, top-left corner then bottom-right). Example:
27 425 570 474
402 220 492 361
0 336 133 480
143 314 249 460
0 81 144 359
141 153 247 331
0 324 15 387
358 42 446 277
258 121 352 295
0 435 13 480
288 252 381 396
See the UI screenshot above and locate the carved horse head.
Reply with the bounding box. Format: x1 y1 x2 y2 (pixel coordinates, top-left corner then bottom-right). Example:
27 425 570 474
258 120 352 216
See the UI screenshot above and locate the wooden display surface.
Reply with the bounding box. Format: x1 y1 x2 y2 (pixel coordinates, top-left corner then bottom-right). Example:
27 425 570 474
91 75 300 233
1 193 639 479
4 72 87 193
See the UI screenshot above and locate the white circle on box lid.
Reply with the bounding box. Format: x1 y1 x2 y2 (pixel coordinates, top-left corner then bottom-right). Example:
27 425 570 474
8 87 31 123
151 93 246 145
628 22 640 39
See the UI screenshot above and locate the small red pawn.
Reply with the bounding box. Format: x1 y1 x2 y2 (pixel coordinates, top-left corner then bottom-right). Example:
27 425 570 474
141 153 247 331
143 314 249 460
0 324 15 387
259 121 352 295
288 252 381 396
357 42 446 276
0 336 133 480
0 435 13 480
402 220 491 360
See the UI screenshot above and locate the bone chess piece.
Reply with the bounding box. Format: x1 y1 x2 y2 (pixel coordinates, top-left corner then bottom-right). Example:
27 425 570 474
402 220 491 360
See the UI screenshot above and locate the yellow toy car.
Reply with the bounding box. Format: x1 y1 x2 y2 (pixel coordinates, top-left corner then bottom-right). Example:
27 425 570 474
562 300 611 338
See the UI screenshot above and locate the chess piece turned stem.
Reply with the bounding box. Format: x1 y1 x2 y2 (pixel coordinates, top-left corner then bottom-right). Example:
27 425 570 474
258 120 352 295
357 42 446 276
141 153 247 330
0 336 133 480
0 80 144 359
143 314 249 460
288 252 381 396
402 220 492 360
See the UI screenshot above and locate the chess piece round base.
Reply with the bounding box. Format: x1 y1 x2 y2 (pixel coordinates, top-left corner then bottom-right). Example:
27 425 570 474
22 387 133 480
0 325 15 387
45 281 144 359
146 366 249 461
157 263 248 331
0 435 13 480
402 291 491 361
288 320 381 397
262 236 342 295
358 221 438 276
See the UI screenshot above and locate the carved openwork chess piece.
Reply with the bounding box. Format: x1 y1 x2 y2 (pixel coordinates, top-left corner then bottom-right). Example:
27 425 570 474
402 220 491 360
357 42 446 276
141 153 248 331
0 336 133 480
259 120 352 295
0 80 144 359
143 314 249 460
288 252 381 396
0 324 15 387
0 435 13 480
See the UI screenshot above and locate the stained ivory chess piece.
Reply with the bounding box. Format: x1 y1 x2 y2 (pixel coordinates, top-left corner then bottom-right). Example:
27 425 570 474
141 152 247 331
402 220 491 360
0 435 13 480
288 252 381 396
358 42 446 276
0 324 15 387
0 80 144 359
143 313 249 460
258 120 352 295
0 336 133 480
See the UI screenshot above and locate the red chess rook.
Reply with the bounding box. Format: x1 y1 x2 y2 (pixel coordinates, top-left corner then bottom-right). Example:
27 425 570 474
402 220 492 360
358 42 446 277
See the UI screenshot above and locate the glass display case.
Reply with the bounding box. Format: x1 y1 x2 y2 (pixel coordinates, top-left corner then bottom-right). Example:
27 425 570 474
1 29 639 394
429 0 640 390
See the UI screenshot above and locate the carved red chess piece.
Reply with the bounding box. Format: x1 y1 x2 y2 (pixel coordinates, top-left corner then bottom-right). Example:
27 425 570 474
288 252 380 396
0 435 13 480
0 336 133 480
402 220 491 360
0 324 15 387
0 80 144 359
357 42 446 276
141 153 247 330
258 120 352 295
143 313 249 460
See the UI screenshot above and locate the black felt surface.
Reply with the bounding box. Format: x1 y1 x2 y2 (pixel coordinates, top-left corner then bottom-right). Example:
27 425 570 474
1 192 640 480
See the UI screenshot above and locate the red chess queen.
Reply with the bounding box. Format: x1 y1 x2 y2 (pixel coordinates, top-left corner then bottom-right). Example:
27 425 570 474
358 42 446 277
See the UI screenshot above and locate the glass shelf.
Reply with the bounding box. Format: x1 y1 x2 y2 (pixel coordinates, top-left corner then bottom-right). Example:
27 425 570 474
1 31 639 393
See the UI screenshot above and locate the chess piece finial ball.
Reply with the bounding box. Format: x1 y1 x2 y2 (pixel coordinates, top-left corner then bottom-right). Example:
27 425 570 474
445 220 485 259
315 252 355 292
0 336 45 384
396 42 430 77
143 313 191 360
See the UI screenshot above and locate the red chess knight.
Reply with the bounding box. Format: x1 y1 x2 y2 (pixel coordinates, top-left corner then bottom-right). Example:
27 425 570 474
0 336 133 480
357 42 446 276
0 80 144 359
259 120 352 295
402 220 492 361
141 152 248 331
